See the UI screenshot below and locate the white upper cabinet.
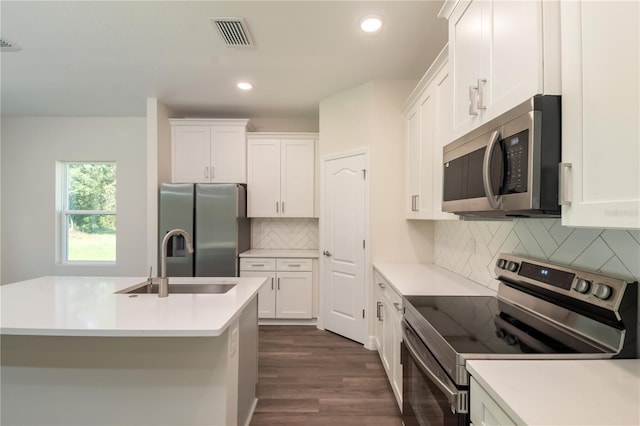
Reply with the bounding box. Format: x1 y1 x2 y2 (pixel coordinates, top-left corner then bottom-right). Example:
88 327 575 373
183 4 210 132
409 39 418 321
559 1 640 229
404 47 458 220
170 119 250 183
440 0 560 140
247 133 317 218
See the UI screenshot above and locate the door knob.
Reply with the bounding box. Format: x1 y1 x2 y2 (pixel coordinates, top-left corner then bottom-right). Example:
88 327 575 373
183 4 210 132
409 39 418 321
323 250 332 257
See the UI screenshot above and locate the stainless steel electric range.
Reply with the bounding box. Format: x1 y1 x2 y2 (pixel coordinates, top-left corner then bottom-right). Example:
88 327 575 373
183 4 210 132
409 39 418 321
401 253 638 426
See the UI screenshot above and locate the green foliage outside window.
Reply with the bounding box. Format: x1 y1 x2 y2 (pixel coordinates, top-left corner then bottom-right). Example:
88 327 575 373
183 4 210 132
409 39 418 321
67 163 116 233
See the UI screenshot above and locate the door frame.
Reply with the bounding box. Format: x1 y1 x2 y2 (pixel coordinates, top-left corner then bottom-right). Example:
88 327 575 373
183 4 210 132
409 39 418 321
317 148 370 347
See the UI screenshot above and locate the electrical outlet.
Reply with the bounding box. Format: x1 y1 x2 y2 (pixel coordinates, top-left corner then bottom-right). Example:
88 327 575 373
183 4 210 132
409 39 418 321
229 327 239 357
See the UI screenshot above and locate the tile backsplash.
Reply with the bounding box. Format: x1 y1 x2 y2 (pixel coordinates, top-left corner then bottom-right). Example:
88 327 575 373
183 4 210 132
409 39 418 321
251 218 319 249
434 218 640 291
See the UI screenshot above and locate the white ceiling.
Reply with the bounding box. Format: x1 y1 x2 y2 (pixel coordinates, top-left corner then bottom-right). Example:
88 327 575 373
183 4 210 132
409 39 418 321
1 1 447 119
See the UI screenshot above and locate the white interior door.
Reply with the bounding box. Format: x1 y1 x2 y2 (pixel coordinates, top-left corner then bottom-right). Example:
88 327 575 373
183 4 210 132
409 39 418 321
322 152 367 344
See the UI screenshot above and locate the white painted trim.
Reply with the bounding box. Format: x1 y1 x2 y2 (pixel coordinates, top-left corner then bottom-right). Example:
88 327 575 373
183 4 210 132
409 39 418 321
243 398 259 426
364 335 377 351
146 98 159 276
246 132 319 140
319 148 370 345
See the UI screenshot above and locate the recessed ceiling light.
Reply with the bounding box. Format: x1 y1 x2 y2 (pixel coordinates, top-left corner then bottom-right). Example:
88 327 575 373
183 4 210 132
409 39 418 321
360 15 382 33
237 81 253 91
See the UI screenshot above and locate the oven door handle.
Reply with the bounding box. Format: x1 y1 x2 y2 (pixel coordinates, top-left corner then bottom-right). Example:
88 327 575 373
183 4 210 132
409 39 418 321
403 327 467 414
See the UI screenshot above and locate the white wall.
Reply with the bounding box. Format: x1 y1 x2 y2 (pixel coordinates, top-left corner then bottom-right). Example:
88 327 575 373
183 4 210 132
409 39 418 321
319 80 434 339
319 80 434 265
1 117 147 284
146 99 175 275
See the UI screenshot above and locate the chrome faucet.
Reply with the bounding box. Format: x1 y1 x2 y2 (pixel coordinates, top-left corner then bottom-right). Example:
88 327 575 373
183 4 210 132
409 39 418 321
159 228 194 297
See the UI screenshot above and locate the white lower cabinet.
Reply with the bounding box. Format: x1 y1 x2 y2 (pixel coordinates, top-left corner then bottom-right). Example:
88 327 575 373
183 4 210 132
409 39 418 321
240 258 312 319
374 272 403 409
470 377 516 426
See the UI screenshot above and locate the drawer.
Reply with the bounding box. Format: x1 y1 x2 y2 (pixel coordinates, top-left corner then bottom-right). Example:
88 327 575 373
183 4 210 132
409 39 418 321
240 258 276 271
375 272 402 309
276 258 312 272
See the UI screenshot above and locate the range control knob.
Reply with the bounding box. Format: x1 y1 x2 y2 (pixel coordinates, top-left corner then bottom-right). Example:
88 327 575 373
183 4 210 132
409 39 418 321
497 259 507 269
593 283 612 300
507 261 519 272
573 278 592 294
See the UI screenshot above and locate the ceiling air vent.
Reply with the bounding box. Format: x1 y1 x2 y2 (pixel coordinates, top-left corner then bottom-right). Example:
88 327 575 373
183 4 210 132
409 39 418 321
0 38 21 52
210 17 254 47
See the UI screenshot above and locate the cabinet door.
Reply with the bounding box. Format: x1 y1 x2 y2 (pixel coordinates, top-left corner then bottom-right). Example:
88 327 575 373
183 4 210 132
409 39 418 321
391 312 403 408
375 289 384 352
275 271 312 319
417 86 435 216
450 0 488 135
240 270 276 318
432 61 459 220
381 299 393 376
172 126 211 183
470 378 517 426
247 139 281 217
560 0 639 229
406 105 421 217
211 125 246 183
489 0 543 120
280 139 315 217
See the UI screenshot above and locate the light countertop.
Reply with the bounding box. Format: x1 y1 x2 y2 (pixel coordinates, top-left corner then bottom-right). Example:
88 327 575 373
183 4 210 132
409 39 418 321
467 359 640 425
373 263 496 296
240 249 319 258
0 275 266 337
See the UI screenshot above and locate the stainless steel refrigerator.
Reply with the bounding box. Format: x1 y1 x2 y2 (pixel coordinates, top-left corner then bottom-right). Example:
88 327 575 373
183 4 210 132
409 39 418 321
158 183 250 277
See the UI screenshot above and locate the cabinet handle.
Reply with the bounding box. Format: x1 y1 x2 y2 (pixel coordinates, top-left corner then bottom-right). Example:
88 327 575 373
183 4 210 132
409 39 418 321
252 263 265 267
377 282 386 289
558 163 572 206
377 302 383 321
282 201 285 214
271 277 274 290
287 264 301 267
414 195 419 211
468 85 478 116
276 201 279 213
477 78 487 110
211 166 215 179
277 277 280 290
204 166 209 179
393 302 402 312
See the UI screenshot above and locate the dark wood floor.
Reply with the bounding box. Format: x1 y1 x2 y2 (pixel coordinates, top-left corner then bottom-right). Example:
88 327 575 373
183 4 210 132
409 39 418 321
250 325 402 426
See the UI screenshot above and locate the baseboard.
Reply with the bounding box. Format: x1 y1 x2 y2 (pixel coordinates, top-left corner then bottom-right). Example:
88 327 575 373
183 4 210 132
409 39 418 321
364 335 377 351
243 398 259 426
258 318 317 326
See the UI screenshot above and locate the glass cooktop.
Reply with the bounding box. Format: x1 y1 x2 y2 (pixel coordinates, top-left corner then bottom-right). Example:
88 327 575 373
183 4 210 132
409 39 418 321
403 295 603 355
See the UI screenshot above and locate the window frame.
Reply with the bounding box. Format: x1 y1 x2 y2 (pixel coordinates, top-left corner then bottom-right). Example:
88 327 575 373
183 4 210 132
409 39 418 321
59 161 117 264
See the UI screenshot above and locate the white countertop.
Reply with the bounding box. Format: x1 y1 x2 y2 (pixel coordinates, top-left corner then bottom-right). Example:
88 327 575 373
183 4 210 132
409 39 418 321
373 263 496 296
467 359 640 426
240 249 320 258
0 276 266 337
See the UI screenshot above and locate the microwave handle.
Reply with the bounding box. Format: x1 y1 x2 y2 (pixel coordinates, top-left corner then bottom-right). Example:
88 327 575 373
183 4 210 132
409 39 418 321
482 130 502 209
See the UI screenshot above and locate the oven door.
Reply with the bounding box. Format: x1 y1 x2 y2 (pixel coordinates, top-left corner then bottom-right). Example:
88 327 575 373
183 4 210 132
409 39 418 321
401 321 468 426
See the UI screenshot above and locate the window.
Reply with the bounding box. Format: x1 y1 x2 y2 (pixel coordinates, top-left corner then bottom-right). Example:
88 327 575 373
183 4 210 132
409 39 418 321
61 162 116 262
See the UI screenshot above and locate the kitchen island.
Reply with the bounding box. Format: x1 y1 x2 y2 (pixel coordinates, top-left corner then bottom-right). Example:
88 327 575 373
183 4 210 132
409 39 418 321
0 275 267 426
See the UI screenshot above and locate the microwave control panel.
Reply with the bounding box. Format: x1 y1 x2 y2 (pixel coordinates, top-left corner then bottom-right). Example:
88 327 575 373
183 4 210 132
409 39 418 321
502 129 529 194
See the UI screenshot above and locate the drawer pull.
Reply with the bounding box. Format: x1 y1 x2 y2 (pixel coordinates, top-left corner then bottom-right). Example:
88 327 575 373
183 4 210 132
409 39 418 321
393 302 402 312
377 282 386 289
287 264 301 267
252 264 265 267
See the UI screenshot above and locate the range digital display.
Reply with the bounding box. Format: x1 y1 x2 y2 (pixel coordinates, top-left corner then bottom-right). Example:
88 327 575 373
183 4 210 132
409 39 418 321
518 262 575 290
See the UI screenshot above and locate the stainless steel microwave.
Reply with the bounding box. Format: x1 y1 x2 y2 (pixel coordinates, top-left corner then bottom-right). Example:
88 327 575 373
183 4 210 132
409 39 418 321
442 95 561 218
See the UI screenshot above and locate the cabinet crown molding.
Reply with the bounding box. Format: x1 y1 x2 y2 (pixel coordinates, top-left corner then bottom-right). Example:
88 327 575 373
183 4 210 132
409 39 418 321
247 132 319 139
169 118 253 130
438 0 462 20
403 44 448 113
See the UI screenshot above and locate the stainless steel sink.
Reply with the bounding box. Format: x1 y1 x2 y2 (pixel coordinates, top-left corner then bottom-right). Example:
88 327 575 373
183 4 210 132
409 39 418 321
116 281 236 295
